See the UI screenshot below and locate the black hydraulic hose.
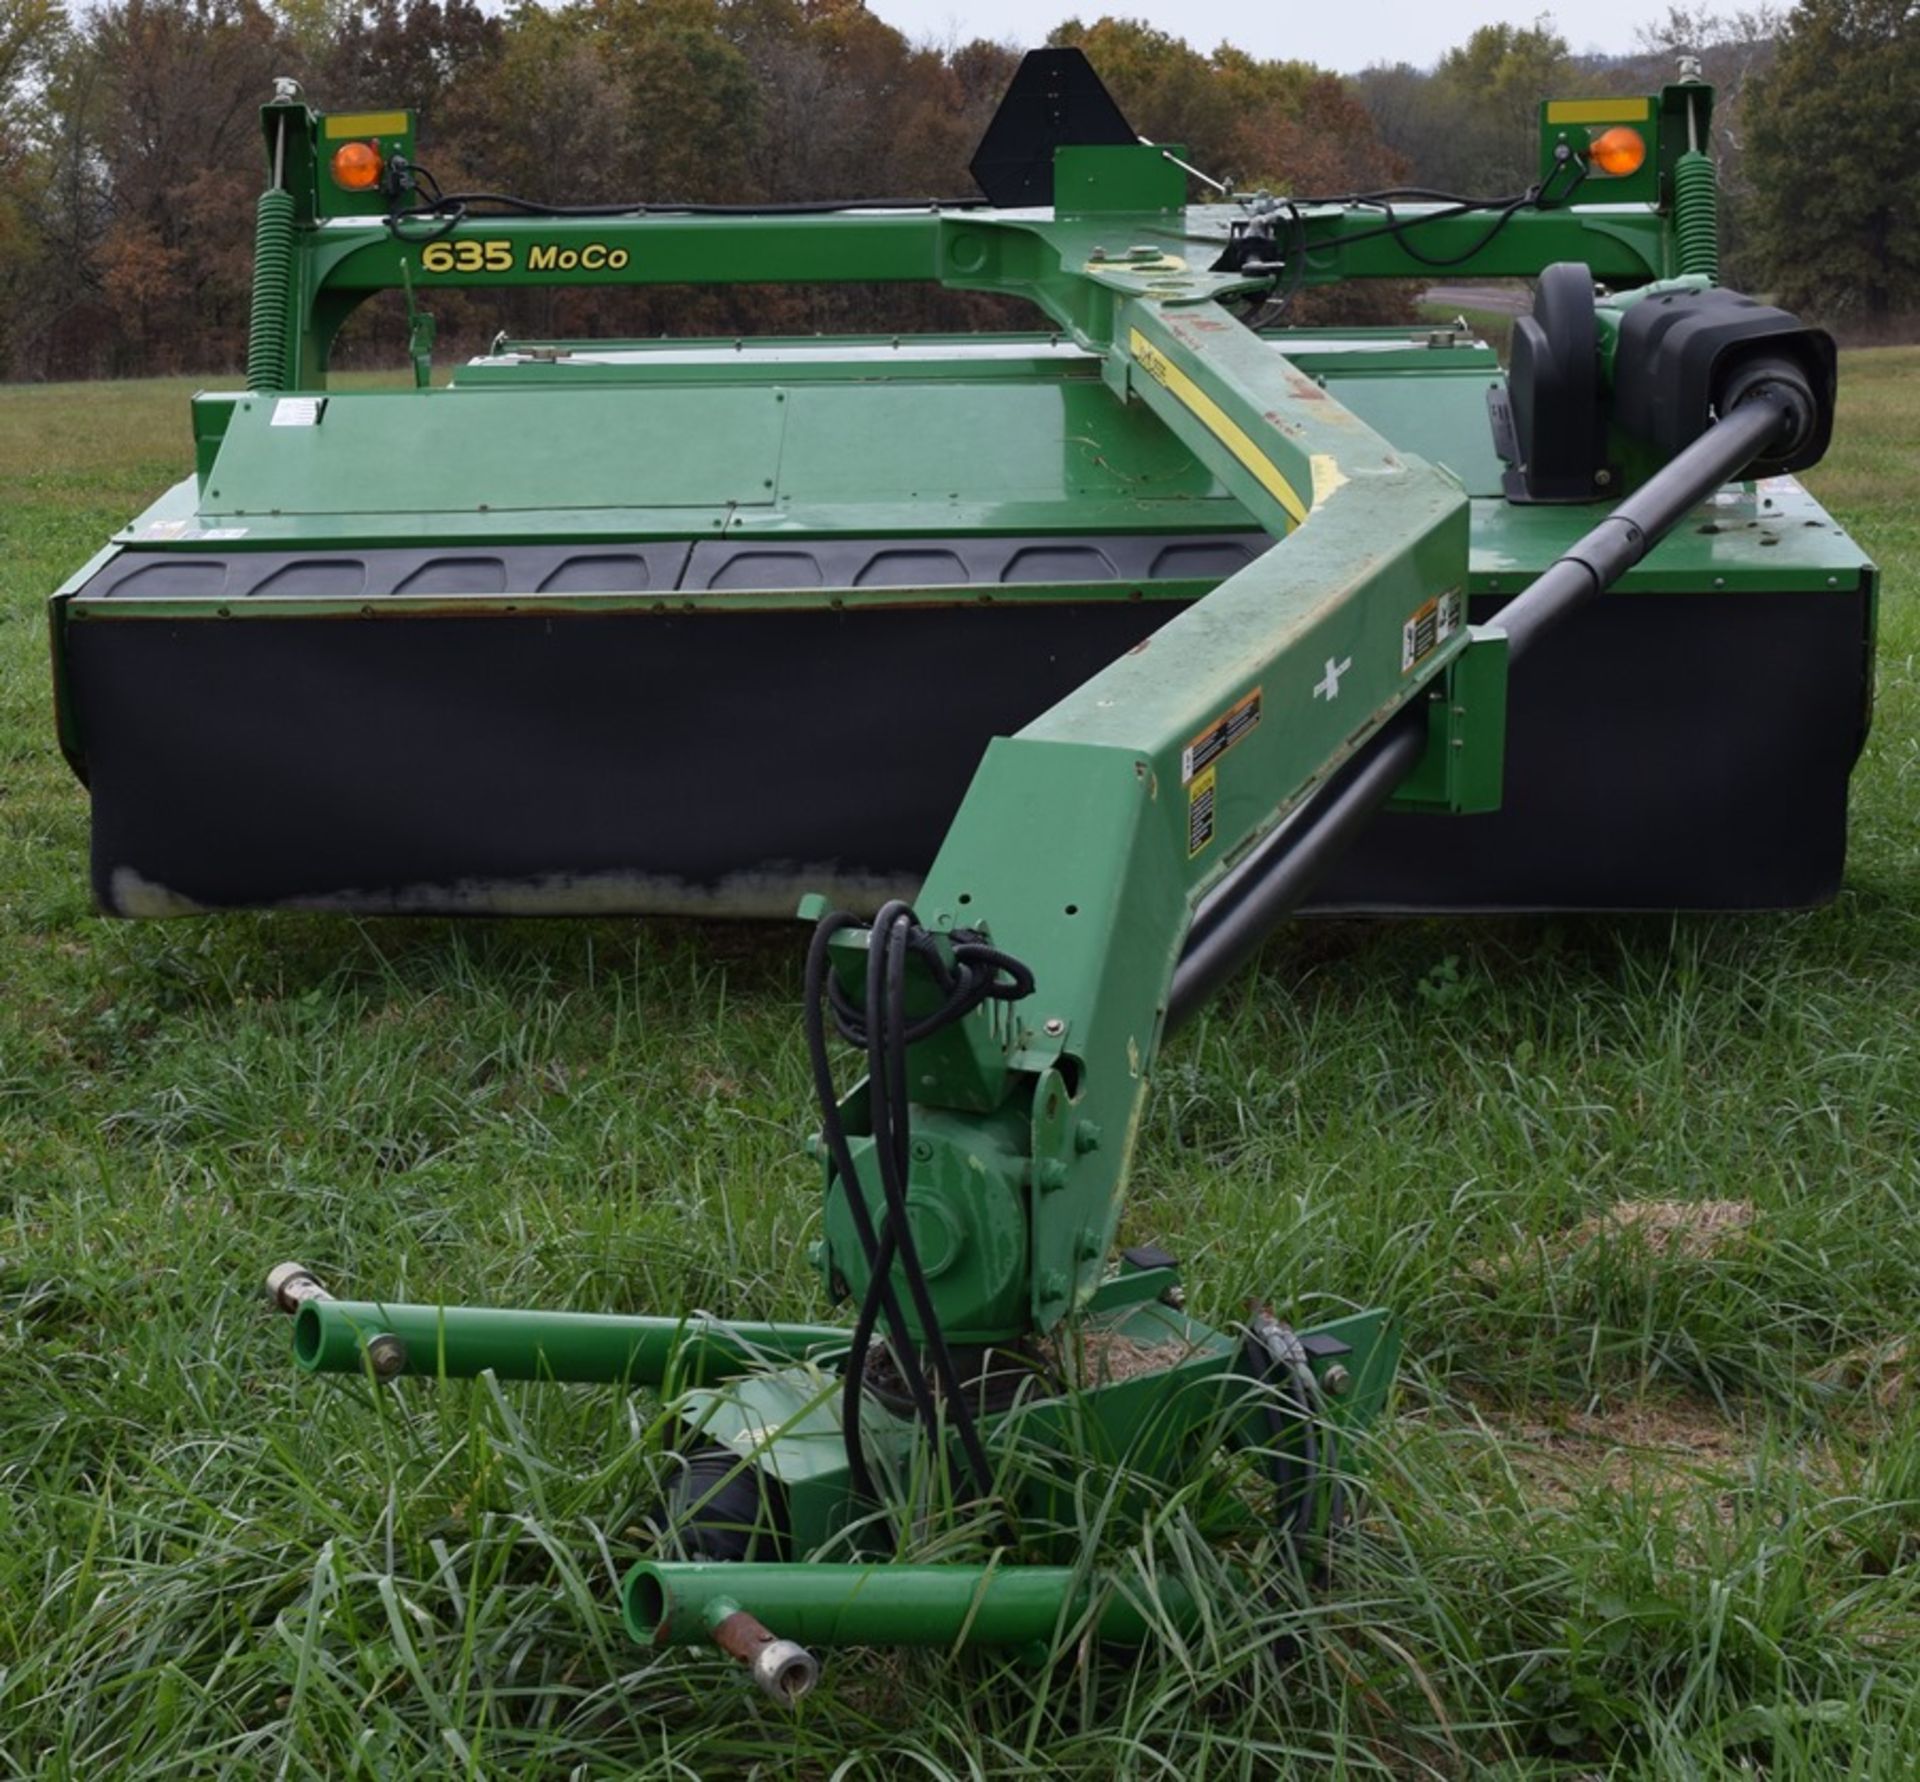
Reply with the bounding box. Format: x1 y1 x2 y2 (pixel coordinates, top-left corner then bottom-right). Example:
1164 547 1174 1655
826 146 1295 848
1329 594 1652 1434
1496 386 1797 666
804 914 926 1503
864 903 998 1500
1166 379 1806 1030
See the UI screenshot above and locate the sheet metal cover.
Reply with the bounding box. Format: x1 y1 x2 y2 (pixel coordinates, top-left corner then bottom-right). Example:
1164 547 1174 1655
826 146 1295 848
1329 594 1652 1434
201 386 784 516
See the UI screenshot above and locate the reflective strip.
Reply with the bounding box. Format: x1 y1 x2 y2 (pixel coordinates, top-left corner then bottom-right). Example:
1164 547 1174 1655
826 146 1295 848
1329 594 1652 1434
1545 98 1651 124
324 111 410 139
1128 328 1309 527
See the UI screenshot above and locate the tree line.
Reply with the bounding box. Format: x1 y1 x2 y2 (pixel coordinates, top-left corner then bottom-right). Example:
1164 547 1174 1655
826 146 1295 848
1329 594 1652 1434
0 0 1910 381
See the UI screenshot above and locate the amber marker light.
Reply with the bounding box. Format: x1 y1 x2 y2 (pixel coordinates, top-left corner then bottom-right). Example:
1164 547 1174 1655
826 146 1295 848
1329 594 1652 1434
1588 126 1647 177
330 140 383 192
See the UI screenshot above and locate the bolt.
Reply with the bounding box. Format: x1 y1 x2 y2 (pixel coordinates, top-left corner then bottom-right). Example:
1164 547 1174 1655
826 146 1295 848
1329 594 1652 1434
1037 1158 1070 1192
1594 468 1613 487
364 1332 409 1378
1322 1363 1352 1397
911 1138 933 1162
1074 1120 1103 1154
1043 1017 1065 1037
1040 1270 1070 1301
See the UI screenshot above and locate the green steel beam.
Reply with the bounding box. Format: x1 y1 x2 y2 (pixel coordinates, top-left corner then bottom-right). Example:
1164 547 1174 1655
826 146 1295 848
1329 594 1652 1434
254 90 1687 389
816 270 1470 1335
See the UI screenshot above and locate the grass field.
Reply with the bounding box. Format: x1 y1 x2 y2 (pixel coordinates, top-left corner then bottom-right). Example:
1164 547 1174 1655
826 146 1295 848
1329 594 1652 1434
1 354 1917 1778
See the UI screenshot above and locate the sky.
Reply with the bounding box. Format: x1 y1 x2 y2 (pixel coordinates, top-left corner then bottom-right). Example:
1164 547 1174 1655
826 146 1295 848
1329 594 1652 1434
862 2 1687 74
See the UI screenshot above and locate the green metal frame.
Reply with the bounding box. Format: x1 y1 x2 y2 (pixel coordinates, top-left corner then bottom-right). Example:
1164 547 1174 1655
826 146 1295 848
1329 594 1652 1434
251 85 1703 395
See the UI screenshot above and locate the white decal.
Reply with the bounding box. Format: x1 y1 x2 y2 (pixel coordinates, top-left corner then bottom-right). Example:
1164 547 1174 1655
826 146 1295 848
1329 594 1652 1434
270 397 326 427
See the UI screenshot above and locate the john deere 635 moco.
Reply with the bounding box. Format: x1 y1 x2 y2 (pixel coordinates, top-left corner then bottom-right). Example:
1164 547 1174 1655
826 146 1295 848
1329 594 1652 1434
55 52 1868 1700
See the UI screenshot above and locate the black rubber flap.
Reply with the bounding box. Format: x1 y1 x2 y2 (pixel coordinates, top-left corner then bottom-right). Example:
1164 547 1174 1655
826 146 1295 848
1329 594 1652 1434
970 48 1138 207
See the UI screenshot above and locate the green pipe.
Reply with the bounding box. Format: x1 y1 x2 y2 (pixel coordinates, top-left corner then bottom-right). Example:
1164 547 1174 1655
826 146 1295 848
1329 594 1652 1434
292 1299 848 1386
625 1561 1198 1651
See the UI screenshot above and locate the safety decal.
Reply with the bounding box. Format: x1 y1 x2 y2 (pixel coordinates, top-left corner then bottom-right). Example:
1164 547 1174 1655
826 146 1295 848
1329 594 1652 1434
1401 589 1463 673
270 397 325 427
1187 765 1217 857
1181 687 1261 784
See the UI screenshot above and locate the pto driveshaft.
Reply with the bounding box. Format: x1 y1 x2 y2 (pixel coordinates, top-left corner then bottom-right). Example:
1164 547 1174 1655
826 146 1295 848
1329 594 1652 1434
1169 368 1816 1027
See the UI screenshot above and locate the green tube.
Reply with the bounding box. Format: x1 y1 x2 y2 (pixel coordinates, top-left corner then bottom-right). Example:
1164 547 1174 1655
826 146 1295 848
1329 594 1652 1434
625 1561 1199 1650
292 1299 848 1386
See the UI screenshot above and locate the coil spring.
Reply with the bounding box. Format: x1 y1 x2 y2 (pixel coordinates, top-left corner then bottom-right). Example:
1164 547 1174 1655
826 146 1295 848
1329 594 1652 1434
246 188 296 393
1673 150 1720 282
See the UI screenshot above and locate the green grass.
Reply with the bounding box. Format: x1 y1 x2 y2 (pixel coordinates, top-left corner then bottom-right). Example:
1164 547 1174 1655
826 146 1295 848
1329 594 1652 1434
1 355 1917 1776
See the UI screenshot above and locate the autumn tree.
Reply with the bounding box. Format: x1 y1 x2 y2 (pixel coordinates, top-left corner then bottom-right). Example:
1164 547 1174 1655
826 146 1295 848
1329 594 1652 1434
1742 0 1919 324
0 0 63 367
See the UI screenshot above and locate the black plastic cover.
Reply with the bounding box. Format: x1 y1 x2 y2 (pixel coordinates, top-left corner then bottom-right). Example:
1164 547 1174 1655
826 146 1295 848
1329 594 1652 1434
1612 286 1836 473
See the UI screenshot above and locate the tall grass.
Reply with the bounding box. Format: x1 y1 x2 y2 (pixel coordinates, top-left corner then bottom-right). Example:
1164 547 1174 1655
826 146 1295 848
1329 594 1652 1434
0 354 1916 1776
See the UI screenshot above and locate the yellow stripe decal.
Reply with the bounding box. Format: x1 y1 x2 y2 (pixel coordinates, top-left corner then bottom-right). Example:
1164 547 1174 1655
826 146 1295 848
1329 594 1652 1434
325 110 410 139
1545 97 1650 125
1128 328 1309 527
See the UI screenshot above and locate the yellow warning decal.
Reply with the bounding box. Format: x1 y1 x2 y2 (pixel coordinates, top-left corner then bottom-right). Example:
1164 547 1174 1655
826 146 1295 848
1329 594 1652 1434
1187 766 1218 857
1182 687 1261 783
1544 97 1650 125
1401 588 1464 674
1129 329 1309 527
325 110 410 139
